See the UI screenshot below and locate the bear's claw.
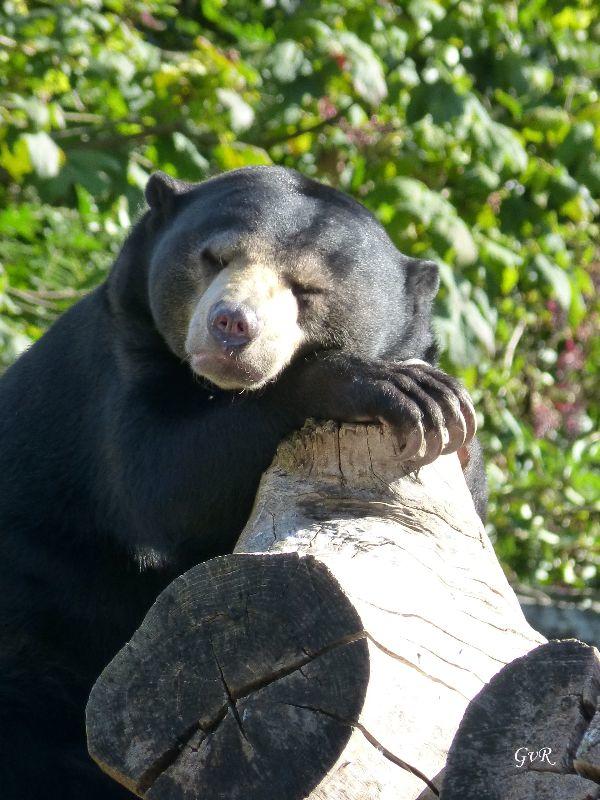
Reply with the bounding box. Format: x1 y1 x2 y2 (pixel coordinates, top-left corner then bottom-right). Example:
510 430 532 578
370 360 477 468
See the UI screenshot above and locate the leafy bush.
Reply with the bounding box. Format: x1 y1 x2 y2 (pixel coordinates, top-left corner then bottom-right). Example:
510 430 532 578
1 0 598 588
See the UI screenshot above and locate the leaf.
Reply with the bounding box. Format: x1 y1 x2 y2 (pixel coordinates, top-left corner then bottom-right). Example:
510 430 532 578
434 261 496 363
23 133 64 179
392 178 478 266
521 64 553 93
465 97 528 175
45 149 125 201
271 40 306 83
172 132 210 174
213 142 271 170
479 237 524 270
408 0 445 33
0 205 37 239
462 298 496 355
463 163 501 192
432 214 478 266
406 81 467 125
127 160 150 191
523 106 570 133
534 254 572 309
94 50 136 82
556 121 594 167
0 317 32 363
0 139 32 182
327 30 387 104
216 88 255 133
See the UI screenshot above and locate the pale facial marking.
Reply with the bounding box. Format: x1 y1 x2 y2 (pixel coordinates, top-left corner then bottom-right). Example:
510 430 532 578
185 260 304 390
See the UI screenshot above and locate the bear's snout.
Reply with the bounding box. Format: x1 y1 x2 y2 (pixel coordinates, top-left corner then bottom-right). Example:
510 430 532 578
208 301 260 348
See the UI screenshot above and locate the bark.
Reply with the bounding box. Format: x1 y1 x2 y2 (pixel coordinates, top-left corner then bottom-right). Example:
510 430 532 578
86 422 544 799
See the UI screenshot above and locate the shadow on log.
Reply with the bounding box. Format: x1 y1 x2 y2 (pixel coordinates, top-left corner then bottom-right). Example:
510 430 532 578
87 422 544 799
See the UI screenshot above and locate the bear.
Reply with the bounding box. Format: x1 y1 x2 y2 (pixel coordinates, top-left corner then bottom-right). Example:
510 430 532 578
0 165 486 798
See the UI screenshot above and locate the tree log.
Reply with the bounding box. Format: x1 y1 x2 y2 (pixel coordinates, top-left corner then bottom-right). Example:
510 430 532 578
86 422 544 799
441 639 600 799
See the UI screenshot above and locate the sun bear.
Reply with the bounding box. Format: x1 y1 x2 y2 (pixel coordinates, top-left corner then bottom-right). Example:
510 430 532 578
0 166 486 798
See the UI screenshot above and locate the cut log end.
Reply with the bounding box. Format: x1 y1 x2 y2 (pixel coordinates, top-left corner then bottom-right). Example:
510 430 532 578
441 640 600 799
87 554 370 799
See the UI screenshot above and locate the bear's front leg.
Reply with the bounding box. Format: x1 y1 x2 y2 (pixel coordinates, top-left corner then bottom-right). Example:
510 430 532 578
273 351 477 469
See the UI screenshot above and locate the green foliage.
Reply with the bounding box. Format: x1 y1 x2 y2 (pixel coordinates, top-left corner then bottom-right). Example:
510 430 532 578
1 0 598 588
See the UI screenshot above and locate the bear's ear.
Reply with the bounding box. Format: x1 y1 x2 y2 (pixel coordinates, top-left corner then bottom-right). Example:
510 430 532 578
145 171 193 214
404 258 440 302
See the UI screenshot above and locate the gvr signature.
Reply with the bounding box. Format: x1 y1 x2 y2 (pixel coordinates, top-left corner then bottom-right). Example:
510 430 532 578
514 746 556 768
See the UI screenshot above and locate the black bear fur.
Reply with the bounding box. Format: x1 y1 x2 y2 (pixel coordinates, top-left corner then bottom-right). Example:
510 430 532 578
0 166 486 798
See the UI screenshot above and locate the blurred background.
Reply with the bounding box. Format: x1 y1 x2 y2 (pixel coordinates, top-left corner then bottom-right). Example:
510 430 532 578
0 0 598 601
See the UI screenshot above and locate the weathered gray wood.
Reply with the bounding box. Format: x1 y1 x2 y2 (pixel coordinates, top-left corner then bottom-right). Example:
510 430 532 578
87 422 543 799
575 706 600 782
441 639 600 799
86 553 369 799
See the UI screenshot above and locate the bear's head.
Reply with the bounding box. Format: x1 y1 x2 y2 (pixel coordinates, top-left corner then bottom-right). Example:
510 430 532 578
130 166 439 390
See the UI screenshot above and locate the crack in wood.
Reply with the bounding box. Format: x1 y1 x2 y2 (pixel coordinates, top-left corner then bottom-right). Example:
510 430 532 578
135 630 367 793
364 626 491 685
335 425 347 485
350 598 509 665
136 719 206 794
285 702 440 796
364 633 471 700
210 638 250 743
365 432 390 488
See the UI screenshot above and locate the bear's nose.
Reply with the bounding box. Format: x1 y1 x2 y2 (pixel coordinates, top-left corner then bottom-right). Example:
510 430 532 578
207 301 260 348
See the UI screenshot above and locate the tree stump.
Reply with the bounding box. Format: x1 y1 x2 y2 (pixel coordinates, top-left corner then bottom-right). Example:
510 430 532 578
86 422 544 799
441 639 600 799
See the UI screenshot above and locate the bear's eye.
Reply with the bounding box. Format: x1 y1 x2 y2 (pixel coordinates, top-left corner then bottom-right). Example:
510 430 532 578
289 281 323 302
202 248 227 270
